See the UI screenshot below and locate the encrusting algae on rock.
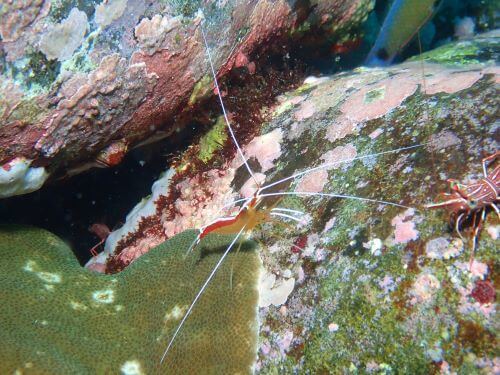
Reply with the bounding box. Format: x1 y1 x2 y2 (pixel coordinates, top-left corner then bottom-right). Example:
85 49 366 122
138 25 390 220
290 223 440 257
0 0 376 198
0 226 261 374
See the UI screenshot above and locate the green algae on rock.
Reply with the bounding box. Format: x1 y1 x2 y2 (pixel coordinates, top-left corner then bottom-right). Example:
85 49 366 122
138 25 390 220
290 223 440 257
198 116 228 164
0 226 261 374
409 29 500 66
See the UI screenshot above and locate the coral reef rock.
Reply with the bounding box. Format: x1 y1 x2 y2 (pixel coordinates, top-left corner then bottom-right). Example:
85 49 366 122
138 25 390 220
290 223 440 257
0 0 374 198
0 226 261 373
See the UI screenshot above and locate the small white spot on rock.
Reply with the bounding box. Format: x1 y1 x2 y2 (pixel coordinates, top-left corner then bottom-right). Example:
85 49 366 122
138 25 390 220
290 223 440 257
282 269 292 278
303 75 328 85
486 225 499 240
92 289 115 304
120 360 144 375
363 238 383 256
328 322 339 332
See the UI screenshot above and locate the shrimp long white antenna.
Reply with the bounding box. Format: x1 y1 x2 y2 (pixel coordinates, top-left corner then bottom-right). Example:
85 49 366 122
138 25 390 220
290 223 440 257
199 22 259 187
271 212 304 223
260 191 414 210
161 225 247 364
220 197 252 211
271 207 306 216
258 143 426 193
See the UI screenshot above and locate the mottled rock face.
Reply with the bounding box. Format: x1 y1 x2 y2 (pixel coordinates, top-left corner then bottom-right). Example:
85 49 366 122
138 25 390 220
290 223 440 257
251 46 498 373
88 32 498 372
0 226 261 373
0 0 374 198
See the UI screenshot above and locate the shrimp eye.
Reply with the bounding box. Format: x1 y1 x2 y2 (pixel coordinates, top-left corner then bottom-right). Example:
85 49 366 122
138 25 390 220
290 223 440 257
468 199 477 208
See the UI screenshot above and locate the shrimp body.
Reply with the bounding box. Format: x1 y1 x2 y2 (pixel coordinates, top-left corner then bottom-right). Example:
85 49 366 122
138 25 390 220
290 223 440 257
199 196 273 238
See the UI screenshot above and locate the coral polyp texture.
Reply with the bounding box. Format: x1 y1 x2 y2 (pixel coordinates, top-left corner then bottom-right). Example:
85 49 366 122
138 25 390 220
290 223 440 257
0 226 260 373
0 0 374 198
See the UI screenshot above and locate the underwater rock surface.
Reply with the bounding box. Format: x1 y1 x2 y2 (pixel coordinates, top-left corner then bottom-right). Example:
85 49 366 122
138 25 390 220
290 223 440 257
0 0 374 197
254 35 499 373
90 31 499 372
0 226 261 373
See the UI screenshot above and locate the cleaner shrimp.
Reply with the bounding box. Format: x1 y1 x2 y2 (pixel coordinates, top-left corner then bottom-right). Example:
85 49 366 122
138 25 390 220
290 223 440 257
159 17 427 365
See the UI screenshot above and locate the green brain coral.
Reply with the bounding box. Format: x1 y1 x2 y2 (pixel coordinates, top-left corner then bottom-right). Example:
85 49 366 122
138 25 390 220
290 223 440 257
0 226 261 374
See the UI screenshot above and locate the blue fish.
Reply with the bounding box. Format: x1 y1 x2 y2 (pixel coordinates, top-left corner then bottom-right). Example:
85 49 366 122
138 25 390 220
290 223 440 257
366 0 440 66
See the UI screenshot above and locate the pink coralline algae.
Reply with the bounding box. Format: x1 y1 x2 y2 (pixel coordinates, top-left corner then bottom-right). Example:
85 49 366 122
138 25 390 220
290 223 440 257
423 70 484 95
240 173 266 198
242 129 283 172
231 49 257 74
296 169 328 193
293 100 316 121
368 128 383 139
295 144 357 192
341 74 418 122
325 63 493 145
391 208 419 245
456 260 488 279
320 144 357 169
162 169 237 238
326 72 418 142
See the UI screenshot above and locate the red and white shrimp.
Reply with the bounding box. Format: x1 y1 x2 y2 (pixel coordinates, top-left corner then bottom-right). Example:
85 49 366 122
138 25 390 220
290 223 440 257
426 151 499 267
